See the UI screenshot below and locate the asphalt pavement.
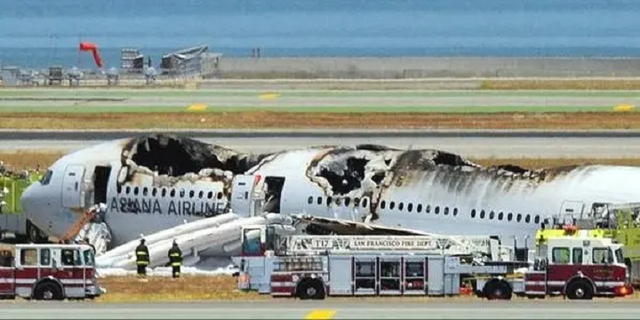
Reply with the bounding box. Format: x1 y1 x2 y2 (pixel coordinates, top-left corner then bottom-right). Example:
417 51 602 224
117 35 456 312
0 300 638 319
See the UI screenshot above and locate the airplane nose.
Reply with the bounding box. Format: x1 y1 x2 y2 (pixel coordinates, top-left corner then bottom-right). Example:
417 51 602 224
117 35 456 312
20 184 38 220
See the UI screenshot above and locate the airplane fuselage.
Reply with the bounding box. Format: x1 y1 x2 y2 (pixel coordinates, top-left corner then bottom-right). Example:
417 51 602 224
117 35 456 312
21 139 640 253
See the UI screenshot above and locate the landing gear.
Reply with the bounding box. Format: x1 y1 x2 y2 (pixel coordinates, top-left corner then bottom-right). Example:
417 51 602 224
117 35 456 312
26 220 48 243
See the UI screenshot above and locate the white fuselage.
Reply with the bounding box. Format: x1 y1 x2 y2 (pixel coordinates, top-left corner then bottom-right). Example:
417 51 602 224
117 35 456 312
21 141 640 252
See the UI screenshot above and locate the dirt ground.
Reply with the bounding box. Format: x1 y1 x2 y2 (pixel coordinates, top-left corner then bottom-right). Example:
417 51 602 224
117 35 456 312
94 275 640 302
95 276 264 302
3 111 640 130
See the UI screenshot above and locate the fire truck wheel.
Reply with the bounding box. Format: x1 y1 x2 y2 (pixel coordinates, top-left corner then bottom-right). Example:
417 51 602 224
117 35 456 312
483 280 513 300
296 279 326 300
566 280 594 300
33 281 63 301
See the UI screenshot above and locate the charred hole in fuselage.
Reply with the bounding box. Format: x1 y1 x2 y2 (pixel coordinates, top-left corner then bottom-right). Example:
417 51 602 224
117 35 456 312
317 157 369 195
492 164 529 175
124 134 269 176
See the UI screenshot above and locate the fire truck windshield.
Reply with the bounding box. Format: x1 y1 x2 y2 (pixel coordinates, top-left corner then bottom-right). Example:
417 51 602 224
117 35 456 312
615 248 625 264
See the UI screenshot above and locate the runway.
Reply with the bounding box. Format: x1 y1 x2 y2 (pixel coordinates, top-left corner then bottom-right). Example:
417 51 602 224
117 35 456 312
3 129 640 158
1 89 639 109
1 300 639 319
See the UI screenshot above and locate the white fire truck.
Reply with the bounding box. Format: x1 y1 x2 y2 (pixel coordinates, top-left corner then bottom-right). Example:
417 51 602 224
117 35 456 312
232 225 634 300
0 243 103 300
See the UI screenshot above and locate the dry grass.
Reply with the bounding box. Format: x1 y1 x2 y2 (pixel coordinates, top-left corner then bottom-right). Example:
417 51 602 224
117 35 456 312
4 151 640 171
95 275 264 302
4 112 640 130
93 275 640 302
0 151 66 172
480 79 640 90
470 158 640 168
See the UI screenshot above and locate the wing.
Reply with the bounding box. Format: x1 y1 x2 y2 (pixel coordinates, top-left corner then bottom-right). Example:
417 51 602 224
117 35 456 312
290 214 432 236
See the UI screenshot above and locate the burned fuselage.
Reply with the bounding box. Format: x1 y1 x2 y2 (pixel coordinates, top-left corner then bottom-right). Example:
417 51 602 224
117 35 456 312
247 144 640 238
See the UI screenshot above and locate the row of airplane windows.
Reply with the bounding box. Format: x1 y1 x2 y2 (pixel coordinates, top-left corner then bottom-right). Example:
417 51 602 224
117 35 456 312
117 184 225 200
307 196 541 224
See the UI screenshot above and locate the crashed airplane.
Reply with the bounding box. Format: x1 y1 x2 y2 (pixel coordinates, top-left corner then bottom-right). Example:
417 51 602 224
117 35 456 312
20 134 640 258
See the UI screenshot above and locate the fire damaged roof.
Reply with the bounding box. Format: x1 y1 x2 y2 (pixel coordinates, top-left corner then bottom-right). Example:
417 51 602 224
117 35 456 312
305 144 481 196
119 134 272 186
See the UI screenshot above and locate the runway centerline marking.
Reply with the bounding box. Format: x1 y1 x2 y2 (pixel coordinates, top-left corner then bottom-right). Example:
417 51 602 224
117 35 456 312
305 309 336 319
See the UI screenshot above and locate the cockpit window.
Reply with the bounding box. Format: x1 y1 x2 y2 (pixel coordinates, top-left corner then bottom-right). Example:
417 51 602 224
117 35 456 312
40 170 53 185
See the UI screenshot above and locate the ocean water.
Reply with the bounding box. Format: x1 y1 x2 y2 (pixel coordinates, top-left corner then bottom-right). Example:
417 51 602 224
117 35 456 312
2 0 640 68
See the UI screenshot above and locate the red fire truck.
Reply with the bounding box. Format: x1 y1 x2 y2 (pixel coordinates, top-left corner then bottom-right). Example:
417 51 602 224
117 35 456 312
522 234 633 299
0 243 102 300
233 225 634 300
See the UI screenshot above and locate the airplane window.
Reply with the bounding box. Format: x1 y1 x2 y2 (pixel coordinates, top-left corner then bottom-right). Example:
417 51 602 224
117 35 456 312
398 202 404 211
354 198 360 206
362 198 368 208
125 186 131 195
198 191 204 199
179 189 185 198
207 191 213 199
381 201 386 209
534 215 540 224
189 190 195 198
498 212 504 221
453 208 458 216
161 188 167 197
317 197 322 205
426 205 431 213
170 189 176 198
39 170 53 185
335 198 342 206
143 187 148 196
525 214 531 223
435 206 440 214
508 212 513 221
444 207 449 215
517 214 522 222
134 187 139 196
327 197 333 205
152 188 157 197
117 185 122 194
471 209 476 218
345 197 351 207
217 193 223 200
407 203 413 213
489 211 495 220
307 196 313 204
417 204 422 213
480 210 486 219
390 202 395 210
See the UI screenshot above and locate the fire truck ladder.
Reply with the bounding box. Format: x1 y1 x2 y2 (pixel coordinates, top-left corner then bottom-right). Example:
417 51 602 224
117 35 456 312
284 234 512 262
57 207 98 243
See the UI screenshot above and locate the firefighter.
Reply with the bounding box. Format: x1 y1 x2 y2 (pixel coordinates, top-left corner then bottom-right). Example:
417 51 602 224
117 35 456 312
168 240 182 279
135 238 150 280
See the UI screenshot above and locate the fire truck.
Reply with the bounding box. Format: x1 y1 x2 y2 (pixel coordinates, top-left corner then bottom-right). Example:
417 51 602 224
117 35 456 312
232 224 634 300
0 243 103 300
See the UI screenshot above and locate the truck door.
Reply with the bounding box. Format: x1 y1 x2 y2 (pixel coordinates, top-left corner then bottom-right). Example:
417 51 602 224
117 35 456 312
52 248 84 298
230 175 260 215
0 249 15 296
62 165 86 208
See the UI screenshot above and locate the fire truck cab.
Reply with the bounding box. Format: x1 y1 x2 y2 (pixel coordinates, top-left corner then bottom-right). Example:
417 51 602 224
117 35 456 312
0 243 102 300
524 235 633 299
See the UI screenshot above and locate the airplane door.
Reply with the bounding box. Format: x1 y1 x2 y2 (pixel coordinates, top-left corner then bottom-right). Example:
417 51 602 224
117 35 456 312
559 201 584 223
62 165 86 208
230 175 259 215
